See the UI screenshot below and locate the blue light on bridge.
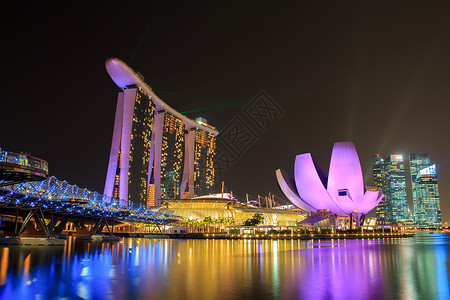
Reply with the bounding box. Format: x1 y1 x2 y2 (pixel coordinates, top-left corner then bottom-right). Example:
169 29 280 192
0 175 179 224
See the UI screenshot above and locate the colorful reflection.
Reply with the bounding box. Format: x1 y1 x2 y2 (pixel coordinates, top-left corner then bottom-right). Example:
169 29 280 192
0 233 448 299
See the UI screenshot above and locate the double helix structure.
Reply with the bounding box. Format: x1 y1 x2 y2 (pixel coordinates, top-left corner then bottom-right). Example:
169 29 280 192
0 148 179 237
0 175 176 223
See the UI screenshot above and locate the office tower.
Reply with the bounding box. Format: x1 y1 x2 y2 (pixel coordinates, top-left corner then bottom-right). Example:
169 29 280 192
372 154 409 224
385 155 409 221
409 153 430 203
410 153 431 224
372 155 389 224
409 153 442 227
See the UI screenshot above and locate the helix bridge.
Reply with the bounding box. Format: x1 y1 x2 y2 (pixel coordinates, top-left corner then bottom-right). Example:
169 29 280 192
0 148 180 238
0 175 177 222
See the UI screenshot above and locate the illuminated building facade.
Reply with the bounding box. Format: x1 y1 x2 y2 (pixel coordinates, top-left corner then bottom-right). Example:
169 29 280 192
104 88 155 207
104 58 218 208
372 154 409 224
409 153 441 227
147 183 155 207
193 122 216 196
180 118 216 198
157 112 185 200
372 155 389 224
276 142 383 223
164 193 305 226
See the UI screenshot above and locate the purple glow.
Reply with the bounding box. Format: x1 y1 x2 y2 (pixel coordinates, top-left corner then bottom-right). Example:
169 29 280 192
277 142 383 216
327 142 365 214
105 58 218 136
294 153 345 214
106 59 140 88
276 169 316 213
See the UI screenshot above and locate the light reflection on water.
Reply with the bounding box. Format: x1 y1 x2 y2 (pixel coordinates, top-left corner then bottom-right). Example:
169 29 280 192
0 233 448 299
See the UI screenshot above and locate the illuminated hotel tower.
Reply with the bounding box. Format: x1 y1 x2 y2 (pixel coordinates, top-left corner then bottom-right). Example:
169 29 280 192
193 124 216 196
104 87 155 206
104 58 218 208
180 117 216 199
153 112 185 201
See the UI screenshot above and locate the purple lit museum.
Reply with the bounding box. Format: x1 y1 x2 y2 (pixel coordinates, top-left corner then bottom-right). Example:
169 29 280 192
276 142 383 223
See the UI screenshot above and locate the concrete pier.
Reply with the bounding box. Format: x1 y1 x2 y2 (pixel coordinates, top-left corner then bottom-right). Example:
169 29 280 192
0 237 65 246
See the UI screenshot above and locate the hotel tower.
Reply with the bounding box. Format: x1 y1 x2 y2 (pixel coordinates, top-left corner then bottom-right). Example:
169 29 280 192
103 58 218 208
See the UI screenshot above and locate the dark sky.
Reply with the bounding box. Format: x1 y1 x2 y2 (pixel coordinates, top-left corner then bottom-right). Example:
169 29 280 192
1 1 449 222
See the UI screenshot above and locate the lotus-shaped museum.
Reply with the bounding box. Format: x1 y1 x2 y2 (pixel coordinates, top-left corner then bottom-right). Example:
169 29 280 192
276 142 383 217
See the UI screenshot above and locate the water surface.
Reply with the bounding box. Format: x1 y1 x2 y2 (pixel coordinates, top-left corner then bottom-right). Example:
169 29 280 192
0 233 449 299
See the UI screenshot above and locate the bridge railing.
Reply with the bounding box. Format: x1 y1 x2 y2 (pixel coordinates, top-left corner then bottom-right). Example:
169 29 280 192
0 147 48 173
0 175 179 223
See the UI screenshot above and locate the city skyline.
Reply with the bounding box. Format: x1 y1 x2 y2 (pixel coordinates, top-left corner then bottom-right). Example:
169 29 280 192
1 2 449 222
373 152 442 227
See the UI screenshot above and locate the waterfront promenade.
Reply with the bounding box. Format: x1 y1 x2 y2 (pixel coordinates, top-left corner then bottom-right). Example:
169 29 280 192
118 232 415 240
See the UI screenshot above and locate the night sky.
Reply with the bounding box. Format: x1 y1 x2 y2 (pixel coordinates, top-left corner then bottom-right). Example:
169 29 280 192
2 1 449 222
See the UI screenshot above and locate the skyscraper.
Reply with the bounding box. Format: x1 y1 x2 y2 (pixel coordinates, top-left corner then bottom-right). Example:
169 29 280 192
104 58 218 208
409 153 430 198
409 153 441 227
180 118 216 198
193 122 216 196
104 87 155 206
372 155 389 224
158 112 185 200
385 155 409 221
372 154 409 224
